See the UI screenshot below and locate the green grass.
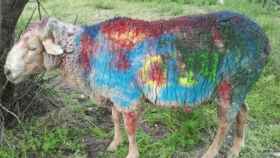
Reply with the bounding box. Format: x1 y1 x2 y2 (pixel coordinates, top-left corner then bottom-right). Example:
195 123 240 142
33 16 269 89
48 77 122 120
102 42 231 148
1 0 279 158
0 119 86 158
94 0 116 10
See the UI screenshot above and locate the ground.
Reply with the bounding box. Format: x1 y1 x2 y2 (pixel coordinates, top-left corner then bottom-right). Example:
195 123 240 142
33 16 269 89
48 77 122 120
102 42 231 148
0 0 279 158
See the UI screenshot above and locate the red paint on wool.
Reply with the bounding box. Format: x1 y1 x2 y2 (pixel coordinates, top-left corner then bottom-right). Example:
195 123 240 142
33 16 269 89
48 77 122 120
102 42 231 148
115 53 131 70
149 62 166 86
218 80 232 106
101 18 148 52
124 112 137 135
211 27 223 44
80 34 98 71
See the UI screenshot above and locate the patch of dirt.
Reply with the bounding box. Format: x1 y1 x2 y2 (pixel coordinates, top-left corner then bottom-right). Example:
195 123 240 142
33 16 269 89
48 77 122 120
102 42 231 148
141 121 169 139
84 106 113 130
84 136 111 158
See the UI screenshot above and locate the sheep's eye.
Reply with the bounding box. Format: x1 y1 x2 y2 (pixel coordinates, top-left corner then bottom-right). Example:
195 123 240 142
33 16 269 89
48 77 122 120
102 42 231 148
29 47 37 51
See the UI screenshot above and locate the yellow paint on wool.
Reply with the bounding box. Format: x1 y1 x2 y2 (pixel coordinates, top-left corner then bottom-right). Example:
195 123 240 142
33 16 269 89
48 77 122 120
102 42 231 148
140 55 166 88
178 71 197 87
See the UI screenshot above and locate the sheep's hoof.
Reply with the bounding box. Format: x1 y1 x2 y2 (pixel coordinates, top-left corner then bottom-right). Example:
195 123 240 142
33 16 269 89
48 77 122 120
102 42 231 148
227 151 239 158
126 152 139 158
107 141 120 151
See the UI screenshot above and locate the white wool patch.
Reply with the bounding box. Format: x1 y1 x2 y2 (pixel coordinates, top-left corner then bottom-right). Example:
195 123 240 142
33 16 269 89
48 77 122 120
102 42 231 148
5 45 26 79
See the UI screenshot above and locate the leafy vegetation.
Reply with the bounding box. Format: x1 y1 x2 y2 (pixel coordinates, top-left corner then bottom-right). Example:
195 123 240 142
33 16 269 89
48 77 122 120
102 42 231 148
1 0 279 157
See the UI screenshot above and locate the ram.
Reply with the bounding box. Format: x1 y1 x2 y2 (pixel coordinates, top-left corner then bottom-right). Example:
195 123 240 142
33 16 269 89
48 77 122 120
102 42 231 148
4 11 270 158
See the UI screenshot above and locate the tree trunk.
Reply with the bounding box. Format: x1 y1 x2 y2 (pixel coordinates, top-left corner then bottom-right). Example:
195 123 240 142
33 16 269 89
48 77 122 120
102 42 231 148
0 0 28 120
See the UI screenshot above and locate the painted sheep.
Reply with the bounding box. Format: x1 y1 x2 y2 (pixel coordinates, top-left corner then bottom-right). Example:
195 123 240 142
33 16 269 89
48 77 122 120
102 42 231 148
4 11 270 158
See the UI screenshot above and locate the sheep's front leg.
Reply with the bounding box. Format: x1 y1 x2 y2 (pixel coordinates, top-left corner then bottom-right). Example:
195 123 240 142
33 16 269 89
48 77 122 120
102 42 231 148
123 111 139 158
107 106 122 151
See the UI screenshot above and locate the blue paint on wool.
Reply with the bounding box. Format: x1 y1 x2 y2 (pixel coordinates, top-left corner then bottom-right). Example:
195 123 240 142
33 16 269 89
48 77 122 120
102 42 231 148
84 24 100 38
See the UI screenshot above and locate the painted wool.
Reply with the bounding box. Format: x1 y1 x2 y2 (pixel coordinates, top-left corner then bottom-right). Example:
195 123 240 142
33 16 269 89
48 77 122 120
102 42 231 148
70 11 269 115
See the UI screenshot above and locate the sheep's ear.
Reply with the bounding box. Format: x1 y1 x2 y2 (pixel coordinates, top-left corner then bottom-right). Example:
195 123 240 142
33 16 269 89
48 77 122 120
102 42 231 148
42 38 64 55
40 17 77 54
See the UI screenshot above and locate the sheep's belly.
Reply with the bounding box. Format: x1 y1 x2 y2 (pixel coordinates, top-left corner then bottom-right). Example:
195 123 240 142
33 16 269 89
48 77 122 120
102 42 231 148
141 75 216 107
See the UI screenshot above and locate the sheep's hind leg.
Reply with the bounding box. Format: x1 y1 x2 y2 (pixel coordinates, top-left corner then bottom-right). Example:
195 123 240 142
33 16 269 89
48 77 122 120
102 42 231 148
107 106 122 151
202 80 232 158
123 111 139 158
228 104 248 158
201 107 231 158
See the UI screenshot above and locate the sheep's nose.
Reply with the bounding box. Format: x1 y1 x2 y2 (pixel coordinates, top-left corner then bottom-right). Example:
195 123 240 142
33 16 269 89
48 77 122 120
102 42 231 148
4 67 12 78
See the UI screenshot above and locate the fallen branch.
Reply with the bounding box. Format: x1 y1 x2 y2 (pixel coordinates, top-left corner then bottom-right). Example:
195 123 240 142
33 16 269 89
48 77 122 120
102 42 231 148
0 114 4 144
0 103 21 125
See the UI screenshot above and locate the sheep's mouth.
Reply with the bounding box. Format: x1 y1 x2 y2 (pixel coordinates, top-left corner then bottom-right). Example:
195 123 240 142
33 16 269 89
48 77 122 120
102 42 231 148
6 73 26 84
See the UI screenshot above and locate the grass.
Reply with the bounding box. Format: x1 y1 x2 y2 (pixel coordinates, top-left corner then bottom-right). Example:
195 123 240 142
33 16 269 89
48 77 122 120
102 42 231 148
1 0 280 157
94 0 116 10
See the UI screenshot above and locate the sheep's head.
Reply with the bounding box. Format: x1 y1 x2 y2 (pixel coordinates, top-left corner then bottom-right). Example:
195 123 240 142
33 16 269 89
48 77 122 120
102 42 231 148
4 18 66 84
